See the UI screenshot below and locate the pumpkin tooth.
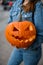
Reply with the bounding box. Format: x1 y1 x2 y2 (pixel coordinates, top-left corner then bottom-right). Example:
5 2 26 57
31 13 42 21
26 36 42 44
25 40 28 43
20 40 23 42
29 35 35 42
17 39 19 41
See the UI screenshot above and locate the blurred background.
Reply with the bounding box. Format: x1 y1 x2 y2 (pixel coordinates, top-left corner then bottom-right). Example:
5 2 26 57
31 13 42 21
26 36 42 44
0 0 43 65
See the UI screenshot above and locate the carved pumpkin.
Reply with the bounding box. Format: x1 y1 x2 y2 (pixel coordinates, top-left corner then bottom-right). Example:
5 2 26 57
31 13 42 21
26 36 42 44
5 21 36 48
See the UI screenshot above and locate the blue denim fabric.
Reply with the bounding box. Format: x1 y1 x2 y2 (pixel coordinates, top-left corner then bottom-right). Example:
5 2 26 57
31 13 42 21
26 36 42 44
7 43 41 65
8 0 33 23
8 0 23 22
34 1 43 36
7 0 43 65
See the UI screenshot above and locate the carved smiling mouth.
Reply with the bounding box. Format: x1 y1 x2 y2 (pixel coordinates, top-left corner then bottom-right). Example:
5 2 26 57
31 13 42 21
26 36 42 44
12 35 35 43
15 36 27 43
12 35 28 43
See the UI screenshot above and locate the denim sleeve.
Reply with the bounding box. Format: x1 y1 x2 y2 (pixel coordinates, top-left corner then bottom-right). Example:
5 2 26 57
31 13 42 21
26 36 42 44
34 1 43 36
8 0 23 24
42 3 43 22
8 10 13 24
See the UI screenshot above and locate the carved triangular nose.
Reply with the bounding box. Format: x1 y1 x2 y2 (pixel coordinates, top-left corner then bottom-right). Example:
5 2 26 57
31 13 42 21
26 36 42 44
15 31 23 39
19 31 24 38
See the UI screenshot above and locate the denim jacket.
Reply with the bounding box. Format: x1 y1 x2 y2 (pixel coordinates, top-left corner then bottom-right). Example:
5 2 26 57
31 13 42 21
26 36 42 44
8 0 43 46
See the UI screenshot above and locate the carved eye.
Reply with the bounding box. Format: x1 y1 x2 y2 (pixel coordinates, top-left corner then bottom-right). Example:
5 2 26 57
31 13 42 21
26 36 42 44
25 25 33 31
13 27 18 31
29 25 33 31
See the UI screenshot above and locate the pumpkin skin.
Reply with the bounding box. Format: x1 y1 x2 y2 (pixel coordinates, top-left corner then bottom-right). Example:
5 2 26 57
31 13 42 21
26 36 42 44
5 21 36 48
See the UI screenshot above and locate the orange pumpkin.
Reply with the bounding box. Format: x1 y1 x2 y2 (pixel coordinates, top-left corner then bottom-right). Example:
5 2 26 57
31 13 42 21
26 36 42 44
5 21 36 48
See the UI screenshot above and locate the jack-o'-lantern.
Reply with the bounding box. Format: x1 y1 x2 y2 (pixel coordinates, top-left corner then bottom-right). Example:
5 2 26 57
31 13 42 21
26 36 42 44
5 21 36 48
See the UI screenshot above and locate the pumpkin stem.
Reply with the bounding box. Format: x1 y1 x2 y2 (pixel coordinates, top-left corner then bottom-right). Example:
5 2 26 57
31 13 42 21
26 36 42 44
19 8 22 22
